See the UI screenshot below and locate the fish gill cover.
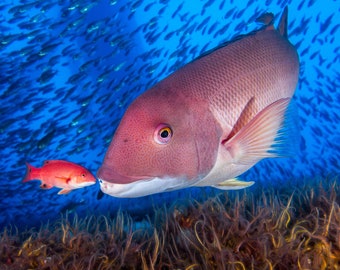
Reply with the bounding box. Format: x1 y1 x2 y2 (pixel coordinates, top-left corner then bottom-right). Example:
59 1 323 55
0 0 339 267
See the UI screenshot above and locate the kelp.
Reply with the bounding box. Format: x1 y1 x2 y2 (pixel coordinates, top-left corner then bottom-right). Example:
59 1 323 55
1 177 339 270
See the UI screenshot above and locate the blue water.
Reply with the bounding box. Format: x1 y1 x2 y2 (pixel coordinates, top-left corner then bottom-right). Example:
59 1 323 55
0 0 339 231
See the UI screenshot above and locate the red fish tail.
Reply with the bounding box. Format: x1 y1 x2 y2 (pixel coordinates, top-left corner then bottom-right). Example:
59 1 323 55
23 162 40 182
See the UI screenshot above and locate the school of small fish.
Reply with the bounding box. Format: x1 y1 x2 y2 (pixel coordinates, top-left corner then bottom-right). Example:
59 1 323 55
0 0 339 229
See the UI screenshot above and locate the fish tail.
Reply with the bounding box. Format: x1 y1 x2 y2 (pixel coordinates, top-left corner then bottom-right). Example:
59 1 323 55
22 162 40 182
278 6 288 38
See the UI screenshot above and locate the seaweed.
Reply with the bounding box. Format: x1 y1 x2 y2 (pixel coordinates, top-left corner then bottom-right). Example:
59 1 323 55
1 177 339 269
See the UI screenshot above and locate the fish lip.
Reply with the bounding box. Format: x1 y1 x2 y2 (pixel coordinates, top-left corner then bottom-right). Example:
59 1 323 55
98 176 189 198
97 164 150 184
97 178 150 198
72 181 96 188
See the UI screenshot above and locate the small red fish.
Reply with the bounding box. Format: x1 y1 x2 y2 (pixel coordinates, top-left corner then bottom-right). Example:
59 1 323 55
23 160 96 195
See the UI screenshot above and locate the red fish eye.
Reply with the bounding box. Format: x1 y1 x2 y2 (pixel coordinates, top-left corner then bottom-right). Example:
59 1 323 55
81 173 86 177
154 124 172 144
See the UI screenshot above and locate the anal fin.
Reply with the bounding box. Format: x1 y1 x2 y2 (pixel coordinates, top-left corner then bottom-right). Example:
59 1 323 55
58 189 72 195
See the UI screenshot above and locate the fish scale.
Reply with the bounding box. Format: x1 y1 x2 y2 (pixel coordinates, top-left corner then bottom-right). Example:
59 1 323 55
97 8 300 197
159 28 299 133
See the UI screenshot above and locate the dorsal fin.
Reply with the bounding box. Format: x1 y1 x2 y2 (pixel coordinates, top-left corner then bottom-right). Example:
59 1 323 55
256 12 274 28
278 6 288 38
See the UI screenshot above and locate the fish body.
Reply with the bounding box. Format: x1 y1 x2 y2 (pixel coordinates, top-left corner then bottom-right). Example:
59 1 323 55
97 7 299 198
23 160 96 194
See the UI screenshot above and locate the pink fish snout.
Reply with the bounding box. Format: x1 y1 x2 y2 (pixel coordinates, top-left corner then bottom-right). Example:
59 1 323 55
97 164 147 184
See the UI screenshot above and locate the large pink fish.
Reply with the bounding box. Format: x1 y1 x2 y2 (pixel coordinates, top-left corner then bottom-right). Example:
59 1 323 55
97 7 299 198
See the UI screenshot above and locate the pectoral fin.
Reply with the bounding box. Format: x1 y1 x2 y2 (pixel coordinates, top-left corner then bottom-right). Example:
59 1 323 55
212 178 254 190
223 98 291 165
55 176 71 183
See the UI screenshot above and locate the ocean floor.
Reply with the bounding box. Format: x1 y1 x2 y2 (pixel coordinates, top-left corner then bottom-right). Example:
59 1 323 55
1 177 339 270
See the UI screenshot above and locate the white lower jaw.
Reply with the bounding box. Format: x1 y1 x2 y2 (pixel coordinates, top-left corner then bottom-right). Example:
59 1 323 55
70 182 96 188
99 177 190 198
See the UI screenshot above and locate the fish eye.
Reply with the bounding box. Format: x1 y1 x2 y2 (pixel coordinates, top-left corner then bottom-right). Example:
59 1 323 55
81 173 86 177
154 124 172 144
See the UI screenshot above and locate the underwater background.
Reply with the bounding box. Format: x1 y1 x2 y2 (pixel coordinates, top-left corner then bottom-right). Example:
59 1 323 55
0 0 339 269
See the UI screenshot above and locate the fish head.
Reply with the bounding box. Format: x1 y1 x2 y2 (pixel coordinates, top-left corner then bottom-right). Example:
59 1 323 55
68 169 96 188
97 85 221 197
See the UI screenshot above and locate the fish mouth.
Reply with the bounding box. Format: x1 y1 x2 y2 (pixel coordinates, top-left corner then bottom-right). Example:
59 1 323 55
98 176 189 198
97 165 191 197
69 180 96 189
97 164 149 184
76 181 96 187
